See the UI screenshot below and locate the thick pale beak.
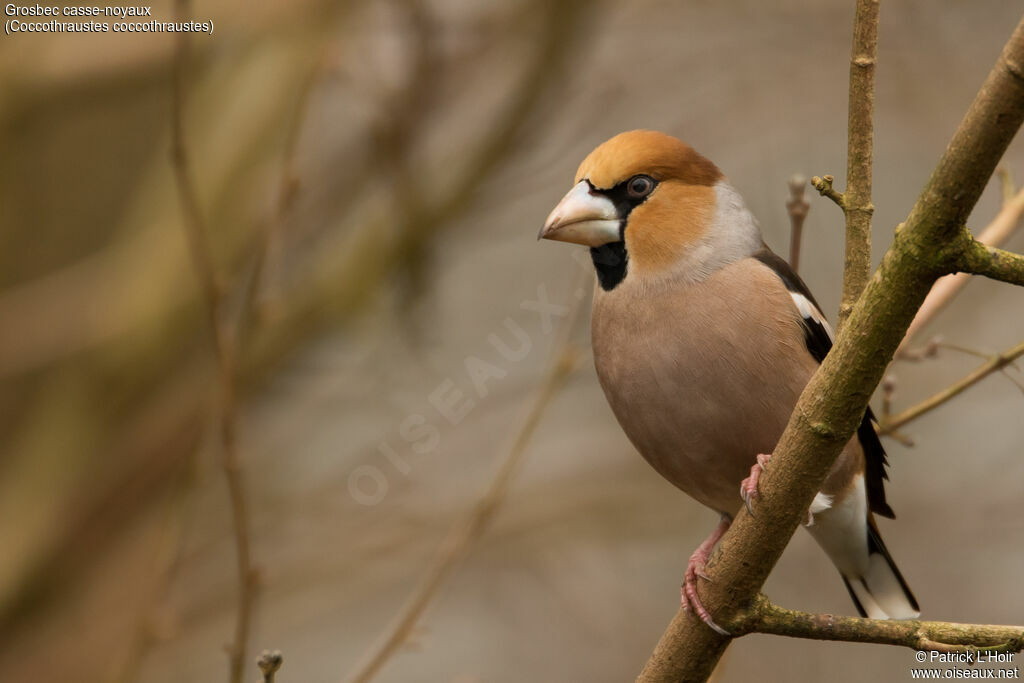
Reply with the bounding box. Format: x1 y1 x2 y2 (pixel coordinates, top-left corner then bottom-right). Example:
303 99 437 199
539 181 621 247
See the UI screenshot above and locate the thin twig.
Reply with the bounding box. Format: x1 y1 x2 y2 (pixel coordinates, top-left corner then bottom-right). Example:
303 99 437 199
937 341 993 361
878 374 915 445
879 339 1024 434
896 336 941 362
786 175 810 272
342 274 587 683
897 184 1024 356
1001 368 1024 394
241 47 330 333
810 174 844 207
733 595 1024 655
171 2 255 682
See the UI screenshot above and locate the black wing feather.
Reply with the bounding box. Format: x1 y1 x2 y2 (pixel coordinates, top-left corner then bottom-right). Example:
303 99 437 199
752 247 895 519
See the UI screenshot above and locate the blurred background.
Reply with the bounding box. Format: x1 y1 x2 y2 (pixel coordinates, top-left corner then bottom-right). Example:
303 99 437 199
1 1 1023 681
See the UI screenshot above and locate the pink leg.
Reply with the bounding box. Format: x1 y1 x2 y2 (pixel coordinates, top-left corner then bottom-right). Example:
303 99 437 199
739 453 772 516
681 515 731 636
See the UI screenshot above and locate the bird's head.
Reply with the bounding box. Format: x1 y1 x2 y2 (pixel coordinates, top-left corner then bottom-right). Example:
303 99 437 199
539 130 761 290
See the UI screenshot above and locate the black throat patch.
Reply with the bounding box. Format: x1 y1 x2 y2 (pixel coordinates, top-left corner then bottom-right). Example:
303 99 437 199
590 241 628 291
585 177 656 291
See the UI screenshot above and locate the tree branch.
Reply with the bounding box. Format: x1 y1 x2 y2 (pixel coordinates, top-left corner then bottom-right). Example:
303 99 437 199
638 14 1024 683
897 184 1024 356
258 651 283 683
958 240 1024 286
732 596 1024 655
240 48 328 334
810 174 844 207
880 339 1024 434
171 2 255 682
342 274 586 683
838 0 880 330
787 175 810 272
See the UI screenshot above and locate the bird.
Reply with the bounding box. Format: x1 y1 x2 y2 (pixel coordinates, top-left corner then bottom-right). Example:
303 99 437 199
538 130 918 634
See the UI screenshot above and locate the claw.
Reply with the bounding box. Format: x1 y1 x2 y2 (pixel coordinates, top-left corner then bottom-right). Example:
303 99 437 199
739 453 772 517
705 616 731 637
680 516 732 636
682 564 731 635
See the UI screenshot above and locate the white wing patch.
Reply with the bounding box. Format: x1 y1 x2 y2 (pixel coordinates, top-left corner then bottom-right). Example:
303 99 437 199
805 492 834 526
789 292 835 340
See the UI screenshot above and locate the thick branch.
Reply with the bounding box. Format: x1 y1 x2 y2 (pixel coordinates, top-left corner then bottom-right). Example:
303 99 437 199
638 15 1024 683
838 0 880 330
733 596 1024 654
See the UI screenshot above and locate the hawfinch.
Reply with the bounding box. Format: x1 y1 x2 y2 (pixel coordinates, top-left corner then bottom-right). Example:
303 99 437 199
539 130 918 634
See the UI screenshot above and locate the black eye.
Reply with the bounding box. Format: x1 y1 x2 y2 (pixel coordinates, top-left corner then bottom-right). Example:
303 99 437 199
626 174 655 199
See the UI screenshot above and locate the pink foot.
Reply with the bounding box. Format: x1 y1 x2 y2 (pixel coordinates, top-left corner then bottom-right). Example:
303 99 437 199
739 453 772 516
680 516 731 636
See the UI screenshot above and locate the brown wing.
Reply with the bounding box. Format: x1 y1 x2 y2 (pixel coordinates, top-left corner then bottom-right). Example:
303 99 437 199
752 246 895 519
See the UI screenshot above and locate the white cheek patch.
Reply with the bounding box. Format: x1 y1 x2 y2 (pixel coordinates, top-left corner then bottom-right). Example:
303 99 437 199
789 292 835 339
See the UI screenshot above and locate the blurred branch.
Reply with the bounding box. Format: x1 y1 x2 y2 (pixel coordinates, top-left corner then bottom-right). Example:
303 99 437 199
342 273 586 683
880 374 895 419
0 1 588 645
258 650 284 683
240 49 328 332
879 339 1024 435
373 0 443 317
730 595 1024 654
113 471 191 683
896 179 1024 357
0 0 588 664
878 374 915 446
171 2 254 682
243 0 591 375
786 175 809 272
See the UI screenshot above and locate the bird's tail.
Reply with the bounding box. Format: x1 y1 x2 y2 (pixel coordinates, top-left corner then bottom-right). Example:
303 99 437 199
806 483 919 620
840 520 919 620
